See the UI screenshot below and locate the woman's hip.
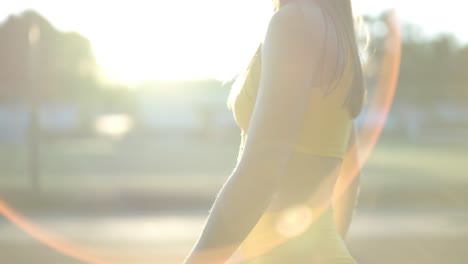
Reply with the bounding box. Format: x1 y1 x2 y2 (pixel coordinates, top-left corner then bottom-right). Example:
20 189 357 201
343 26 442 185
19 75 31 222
237 207 357 263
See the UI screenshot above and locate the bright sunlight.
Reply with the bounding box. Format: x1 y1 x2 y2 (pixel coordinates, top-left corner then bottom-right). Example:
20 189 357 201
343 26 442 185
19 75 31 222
1 0 465 84
87 1 272 84
22 0 273 84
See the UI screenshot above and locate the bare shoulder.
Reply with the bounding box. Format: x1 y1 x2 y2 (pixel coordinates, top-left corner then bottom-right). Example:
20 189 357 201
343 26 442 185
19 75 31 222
265 1 327 45
264 1 343 85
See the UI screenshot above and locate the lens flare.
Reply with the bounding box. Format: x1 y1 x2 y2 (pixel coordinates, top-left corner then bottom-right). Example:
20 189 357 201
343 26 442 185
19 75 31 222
276 205 313 238
335 10 402 198
0 10 401 264
0 201 123 264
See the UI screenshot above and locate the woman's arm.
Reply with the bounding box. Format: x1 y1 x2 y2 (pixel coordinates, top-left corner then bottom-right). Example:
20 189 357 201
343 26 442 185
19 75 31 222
332 123 362 239
184 4 328 264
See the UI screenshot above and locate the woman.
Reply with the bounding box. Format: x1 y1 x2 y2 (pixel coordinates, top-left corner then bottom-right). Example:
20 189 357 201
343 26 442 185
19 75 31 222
185 0 364 263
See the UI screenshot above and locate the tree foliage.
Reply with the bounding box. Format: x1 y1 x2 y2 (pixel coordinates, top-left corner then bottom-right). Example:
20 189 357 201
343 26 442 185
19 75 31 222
0 10 99 103
363 13 468 106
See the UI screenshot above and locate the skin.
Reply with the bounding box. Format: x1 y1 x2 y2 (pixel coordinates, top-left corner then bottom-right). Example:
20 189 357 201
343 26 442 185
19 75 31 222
184 1 361 263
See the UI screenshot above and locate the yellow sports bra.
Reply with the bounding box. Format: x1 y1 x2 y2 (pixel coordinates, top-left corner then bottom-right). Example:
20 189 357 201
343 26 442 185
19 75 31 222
229 46 354 159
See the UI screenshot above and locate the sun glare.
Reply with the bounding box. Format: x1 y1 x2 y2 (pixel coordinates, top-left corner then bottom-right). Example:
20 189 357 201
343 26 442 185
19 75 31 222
66 0 273 84
3 1 411 85
3 1 467 84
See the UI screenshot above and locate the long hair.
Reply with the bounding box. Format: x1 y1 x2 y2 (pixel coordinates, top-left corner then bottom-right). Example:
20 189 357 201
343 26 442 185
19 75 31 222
231 0 365 119
320 0 366 118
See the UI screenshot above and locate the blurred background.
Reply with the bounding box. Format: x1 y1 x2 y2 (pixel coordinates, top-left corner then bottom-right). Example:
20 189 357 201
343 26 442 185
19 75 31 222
0 1 467 263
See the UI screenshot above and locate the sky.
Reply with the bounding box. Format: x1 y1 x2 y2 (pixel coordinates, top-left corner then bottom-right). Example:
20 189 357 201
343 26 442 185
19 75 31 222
0 0 466 84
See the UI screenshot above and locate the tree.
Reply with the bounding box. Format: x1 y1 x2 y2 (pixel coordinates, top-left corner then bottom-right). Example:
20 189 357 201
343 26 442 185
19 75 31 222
0 10 99 103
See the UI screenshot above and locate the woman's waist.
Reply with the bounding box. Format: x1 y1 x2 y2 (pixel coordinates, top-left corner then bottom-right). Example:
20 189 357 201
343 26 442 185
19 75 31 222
237 136 343 210
239 131 349 160
271 149 342 205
